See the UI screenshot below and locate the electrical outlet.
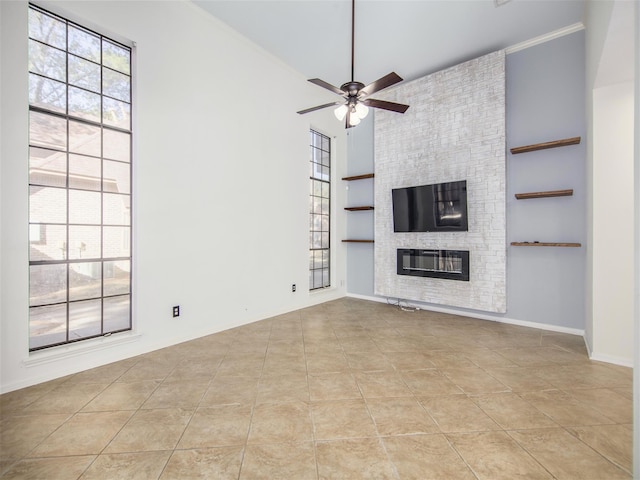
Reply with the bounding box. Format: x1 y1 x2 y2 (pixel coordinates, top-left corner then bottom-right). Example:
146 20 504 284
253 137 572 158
292 284 296 292
172 305 180 317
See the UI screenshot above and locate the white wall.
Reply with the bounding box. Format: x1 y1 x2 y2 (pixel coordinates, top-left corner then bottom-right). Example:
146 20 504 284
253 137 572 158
585 0 635 367
0 0 346 393
591 81 634 365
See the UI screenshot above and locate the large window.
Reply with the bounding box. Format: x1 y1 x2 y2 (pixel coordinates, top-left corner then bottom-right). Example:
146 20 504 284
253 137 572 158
28 5 132 350
309 130 330 290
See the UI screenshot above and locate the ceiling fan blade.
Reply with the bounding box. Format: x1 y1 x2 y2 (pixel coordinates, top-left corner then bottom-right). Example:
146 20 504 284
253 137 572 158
297 101 342 115
362 98 410 114
308 78 345 96
359 72 403 97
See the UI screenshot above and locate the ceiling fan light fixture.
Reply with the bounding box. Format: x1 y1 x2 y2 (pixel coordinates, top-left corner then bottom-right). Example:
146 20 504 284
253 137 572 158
334 104 348 121
296 0 409 128
354 102 369 119
348 114 361 127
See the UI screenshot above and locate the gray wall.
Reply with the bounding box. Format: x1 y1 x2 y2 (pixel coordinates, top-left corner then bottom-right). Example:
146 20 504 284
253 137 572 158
345 116 375 296
346 31 586 331
506 31 586 330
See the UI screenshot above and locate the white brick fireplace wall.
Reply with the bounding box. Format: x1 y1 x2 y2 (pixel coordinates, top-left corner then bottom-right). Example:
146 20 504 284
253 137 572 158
374 50 506 313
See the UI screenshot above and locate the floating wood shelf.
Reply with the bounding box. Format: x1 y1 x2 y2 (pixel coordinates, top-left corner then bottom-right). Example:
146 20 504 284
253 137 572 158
515 189 573 200
510 136 581 155
344 206 374 211
342 173 374 181
511 242 581 247
342 239 374 243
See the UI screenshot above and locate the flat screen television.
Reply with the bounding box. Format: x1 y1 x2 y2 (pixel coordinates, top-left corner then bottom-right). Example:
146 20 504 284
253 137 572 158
392 180 468 232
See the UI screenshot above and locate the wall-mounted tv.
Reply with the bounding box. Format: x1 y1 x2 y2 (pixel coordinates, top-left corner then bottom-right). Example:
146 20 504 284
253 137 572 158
392 180 468 232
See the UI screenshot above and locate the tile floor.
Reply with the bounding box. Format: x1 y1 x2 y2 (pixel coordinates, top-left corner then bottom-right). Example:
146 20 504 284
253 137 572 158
0 298 633 479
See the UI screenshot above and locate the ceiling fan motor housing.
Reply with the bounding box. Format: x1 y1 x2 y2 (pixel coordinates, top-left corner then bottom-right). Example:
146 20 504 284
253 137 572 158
341 81 365 97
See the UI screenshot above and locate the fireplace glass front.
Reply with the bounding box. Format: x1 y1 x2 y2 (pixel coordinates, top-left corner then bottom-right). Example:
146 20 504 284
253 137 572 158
397 249 469 281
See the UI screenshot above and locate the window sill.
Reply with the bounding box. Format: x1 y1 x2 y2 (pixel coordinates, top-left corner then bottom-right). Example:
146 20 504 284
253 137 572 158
23 331 141 368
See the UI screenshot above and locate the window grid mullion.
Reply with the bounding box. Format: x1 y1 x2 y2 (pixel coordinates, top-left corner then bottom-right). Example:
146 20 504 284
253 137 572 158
28 3 132 351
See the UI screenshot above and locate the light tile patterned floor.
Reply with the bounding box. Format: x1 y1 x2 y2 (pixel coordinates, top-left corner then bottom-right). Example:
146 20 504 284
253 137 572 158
0 298 633 479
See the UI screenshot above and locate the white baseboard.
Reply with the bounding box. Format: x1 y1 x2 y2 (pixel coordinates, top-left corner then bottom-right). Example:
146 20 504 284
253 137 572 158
346 292 585 336
588 352 634 368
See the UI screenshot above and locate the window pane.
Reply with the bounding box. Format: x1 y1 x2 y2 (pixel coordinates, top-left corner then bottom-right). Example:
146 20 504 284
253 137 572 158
321 198 329 215
69 54 100 92
30 264 67 306
103 160 130 193
69 189 101 225
103 67 130 103
27 5 133 350
69 225 101 260
30 186 67 224
103 97 130 130
103 129 130 162
312 214 321 231
68 86 101 123
30 111 67 151
68 154 100 191
30 304 67 349
104 193 130 225
321 214 329 231
68 25 100 62
312 232 322 249
29 40 66 82
309 131 330 291
30 147 67 187
69 154 101 191
323 250 330 268
69 120 101 157
30 224 67 262
69 299 102 339
104 295 130 332
29 73 66 114
69 262 102 301
313 270 323 289
104 226 130 258
29 9 66 49
104 260 130 296
313 180 322 197
102 40 131 75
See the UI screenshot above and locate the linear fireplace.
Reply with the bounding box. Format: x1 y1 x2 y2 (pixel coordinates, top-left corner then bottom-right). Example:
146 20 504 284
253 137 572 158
397 249 469 281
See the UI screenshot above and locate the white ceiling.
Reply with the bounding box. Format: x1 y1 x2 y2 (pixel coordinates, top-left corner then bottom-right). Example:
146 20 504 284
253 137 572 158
193 0 586 90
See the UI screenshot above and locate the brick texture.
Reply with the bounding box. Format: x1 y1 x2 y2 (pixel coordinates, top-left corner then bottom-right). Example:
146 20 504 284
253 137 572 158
374 50 506 313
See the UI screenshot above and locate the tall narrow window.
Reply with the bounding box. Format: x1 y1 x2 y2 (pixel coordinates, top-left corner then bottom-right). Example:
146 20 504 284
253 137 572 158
28 5 132 350
309 130 330 290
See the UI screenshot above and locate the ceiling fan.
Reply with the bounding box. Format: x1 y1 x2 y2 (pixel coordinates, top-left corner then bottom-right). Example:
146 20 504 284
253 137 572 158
296 0 409 128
